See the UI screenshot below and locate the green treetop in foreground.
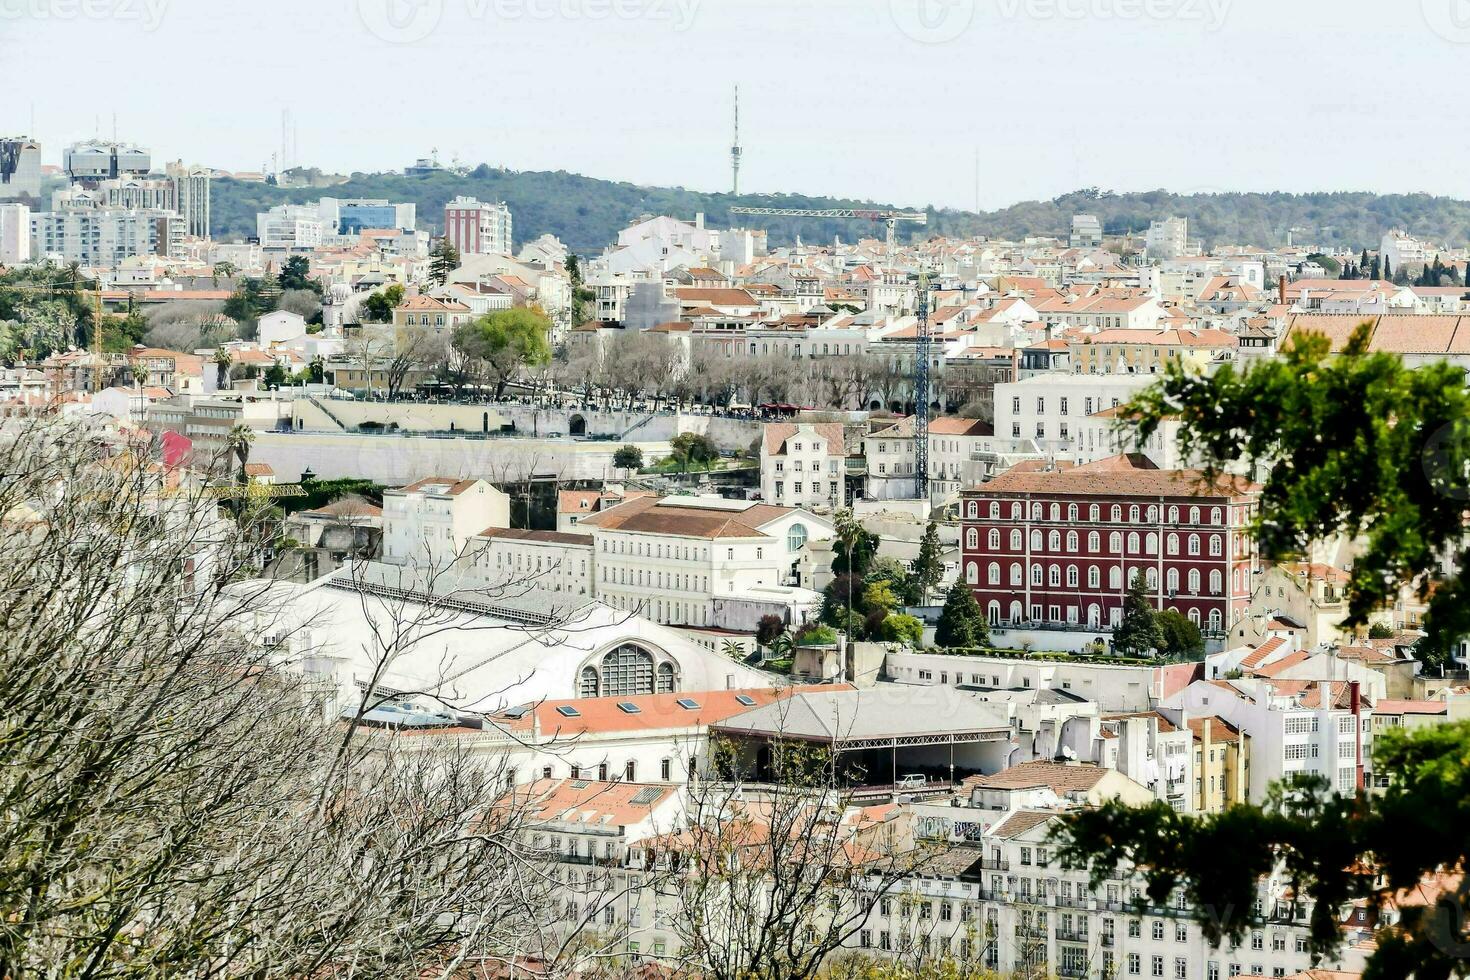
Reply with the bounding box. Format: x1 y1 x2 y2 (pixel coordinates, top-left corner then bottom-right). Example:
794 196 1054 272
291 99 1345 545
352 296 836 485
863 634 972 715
1124 324 1470 669
1057 324 1470 980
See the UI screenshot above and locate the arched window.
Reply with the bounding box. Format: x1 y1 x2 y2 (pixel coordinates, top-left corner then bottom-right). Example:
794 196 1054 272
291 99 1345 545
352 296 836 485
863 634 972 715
1031 502 1043 520
1188 569 1201 594
1188 534 1201 556
1189 506 1201 525
1066 565 1079 587
1066 531 1078 552
966 527 979 549
988 501 998 518
1210 507 1222 525
1167 568 1179 593
1127 532 1140 554
1209 569 1223 595
579 666 599 698
597 645 657 697
1046 503 1058 522
1010 563 1023 586
1108 566 1122 590
1011 502 1023 520
1048 565 1061 587
1168 506 1180 524
788 523 808 552
1009 601 1023 623
1110 505 1122 522
1145 532 1158 555
1089 504 1100 522
1188 607 1201 626
1011 529 1023 550
1088 531 1100 552
1087 603 1100 627
656 662 676 694
988 528 1001 549
1167 533 1179 555
1208 609 1222 632
966 562 979 584
1068 504 1079 522
1145 567 1158 590
1109 532 1123 553
1031 564 1044 586
1087 565 1100 588
988 562 1001 585
1129 505 1141 523
1048 530 1061 551
1031 530 1043 550
988 601 1001 625
1146 505 1159 522
1208 535 1222 557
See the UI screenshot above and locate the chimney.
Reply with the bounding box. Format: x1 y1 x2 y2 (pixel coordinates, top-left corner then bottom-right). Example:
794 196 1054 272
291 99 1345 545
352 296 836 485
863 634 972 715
1350 680 1363 792
1277 274 1286 306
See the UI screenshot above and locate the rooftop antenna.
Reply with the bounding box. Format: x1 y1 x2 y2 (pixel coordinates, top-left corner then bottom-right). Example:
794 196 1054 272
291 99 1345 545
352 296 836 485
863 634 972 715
730 85 742 196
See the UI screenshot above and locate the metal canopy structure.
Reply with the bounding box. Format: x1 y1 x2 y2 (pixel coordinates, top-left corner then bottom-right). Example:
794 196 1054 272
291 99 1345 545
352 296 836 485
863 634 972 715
728 206 927 258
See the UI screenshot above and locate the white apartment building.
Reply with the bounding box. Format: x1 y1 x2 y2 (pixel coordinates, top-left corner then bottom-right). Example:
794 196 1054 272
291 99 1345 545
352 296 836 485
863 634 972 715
1379 229 1429 270
1074 406 1186 469
461 526 594 604
1165 676 1372 800
381 476 511 569
760 421 847 511
256 204 325 250
30 207 184 267
1145 216 1190 260
993 375 1152 461
0 203 30 264
884 650 1160 713
580 495 832 628
444 196 513 255
166 161 211 238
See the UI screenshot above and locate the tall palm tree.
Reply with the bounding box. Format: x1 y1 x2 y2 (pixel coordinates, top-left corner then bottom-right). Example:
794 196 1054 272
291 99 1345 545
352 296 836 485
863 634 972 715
213 349 232 391
226 423 254 488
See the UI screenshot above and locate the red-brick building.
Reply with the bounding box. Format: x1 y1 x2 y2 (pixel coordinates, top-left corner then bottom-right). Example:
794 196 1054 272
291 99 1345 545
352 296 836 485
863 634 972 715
958 455 1260 638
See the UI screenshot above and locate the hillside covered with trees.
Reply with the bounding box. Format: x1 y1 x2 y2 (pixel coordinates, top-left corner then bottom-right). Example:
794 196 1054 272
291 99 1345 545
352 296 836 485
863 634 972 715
211 168 1470 256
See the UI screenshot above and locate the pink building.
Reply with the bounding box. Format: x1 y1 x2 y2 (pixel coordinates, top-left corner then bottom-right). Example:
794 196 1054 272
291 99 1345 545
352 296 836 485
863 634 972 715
443 196 513 255
959 455 1260 638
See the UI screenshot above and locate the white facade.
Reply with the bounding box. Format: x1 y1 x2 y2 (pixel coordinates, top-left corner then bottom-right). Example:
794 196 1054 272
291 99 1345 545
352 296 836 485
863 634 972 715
381 477 511 569
760 421 847 511
1145 216 1189 259
256 204 324 250
1379 229 1428 269
0 137 42 199
0 203 30 264
993 375 1152 461
884 651 1161 713
461 527 595 605
30 207 184 267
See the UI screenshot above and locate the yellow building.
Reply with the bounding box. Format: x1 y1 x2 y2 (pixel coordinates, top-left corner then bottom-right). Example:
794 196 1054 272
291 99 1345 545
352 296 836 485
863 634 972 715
1068 327 1236 376
1189 715 1249 813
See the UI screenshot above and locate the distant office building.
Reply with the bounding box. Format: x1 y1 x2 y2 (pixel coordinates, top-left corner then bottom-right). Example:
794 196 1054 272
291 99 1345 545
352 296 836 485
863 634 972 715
256 204 325 250
0 137 42 200
64 140 151 187
445 195 513 255
31 208 184 267
98 177 176 211
0 203 31 263
1380 229 1429 270
318 198 415 236
1070 213 1102 248
167 162 212 239
1145 216 1189 260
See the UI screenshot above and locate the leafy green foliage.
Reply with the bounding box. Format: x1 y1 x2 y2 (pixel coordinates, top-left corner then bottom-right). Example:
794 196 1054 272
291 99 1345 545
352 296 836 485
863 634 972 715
934 581 989 649
755 614 785 648
428 238 460 285
450 307 551 399
1155 609 1205 660
277 255 320 294
911 522 944 602
612 445 643 470
878 613 924 647
1054 721 1470 978
360 284 405 324
831 509 878 578
1113 572 1162 657
794 624 839 646
1368 622 1396 639
668 432 718 473
1123 325 1470 667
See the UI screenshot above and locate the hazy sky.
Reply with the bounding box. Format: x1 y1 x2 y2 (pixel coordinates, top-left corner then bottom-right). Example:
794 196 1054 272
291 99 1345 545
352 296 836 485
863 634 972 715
3 0 1469 210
